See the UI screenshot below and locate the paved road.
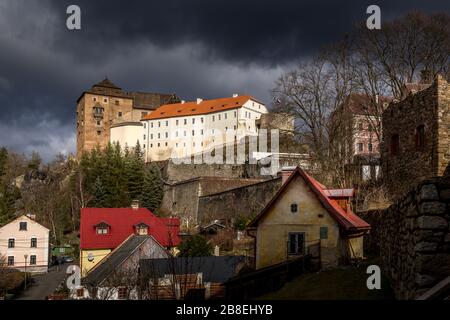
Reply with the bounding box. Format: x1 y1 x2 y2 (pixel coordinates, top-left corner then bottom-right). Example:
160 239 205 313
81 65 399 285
16 264 71 300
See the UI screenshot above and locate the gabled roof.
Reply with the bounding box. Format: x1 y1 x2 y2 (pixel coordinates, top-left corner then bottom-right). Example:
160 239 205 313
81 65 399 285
83 235 166 286
0 215 50 231
139 256 247 283
80 208 180 249
248 167 370 233
93 78 122 90
141 95 261 121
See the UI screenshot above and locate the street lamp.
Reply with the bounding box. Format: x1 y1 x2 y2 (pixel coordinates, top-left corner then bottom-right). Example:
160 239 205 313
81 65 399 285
24 254 28 290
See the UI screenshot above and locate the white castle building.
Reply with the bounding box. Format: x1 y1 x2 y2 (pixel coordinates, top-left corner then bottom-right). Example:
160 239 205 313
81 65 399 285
111 95 268 162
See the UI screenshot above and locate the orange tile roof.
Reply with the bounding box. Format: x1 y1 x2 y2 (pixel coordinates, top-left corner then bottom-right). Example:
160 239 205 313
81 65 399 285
141 95 258 121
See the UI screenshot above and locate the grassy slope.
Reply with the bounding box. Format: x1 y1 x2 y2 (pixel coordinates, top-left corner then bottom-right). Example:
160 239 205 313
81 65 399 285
259 262 395 300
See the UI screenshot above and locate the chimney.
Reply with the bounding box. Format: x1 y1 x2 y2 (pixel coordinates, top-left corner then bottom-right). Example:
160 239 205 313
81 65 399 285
26 213 36 220
131 200 140 210
196 98 203 104
181 100 185 104
232 93 238 98
281 166 296 184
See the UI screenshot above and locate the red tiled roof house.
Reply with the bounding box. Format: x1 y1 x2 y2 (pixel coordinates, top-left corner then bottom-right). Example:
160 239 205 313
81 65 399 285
80 206 180 276
247 166 370 269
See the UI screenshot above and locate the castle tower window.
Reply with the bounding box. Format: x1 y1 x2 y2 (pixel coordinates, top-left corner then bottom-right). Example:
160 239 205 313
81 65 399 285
118 112 122 117
391 134 399 156
415 125 425 150
115 100 120 106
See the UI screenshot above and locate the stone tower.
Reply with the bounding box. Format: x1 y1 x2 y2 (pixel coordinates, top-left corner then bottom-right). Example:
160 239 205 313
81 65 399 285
76 78 179 159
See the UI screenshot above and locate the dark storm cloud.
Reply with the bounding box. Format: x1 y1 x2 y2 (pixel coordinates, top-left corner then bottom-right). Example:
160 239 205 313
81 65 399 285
0 0 448 160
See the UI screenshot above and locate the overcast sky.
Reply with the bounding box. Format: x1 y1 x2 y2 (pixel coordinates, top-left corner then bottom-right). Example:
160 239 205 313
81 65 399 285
0 0 448 161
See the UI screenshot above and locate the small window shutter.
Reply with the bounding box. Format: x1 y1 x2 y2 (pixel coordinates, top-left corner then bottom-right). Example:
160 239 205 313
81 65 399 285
320 227 328 239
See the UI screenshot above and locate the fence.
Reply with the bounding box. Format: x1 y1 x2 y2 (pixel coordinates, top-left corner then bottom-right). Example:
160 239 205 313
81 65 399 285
223 254 314 300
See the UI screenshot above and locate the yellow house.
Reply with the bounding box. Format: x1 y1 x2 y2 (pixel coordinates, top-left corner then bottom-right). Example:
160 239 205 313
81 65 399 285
247 167 370 269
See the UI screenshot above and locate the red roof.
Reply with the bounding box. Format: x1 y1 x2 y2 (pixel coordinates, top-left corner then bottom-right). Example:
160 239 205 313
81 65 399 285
141 95 260 120
80 208 180 249
248 167 370 234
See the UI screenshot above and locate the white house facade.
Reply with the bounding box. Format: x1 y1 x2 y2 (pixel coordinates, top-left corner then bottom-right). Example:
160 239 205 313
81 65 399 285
139 95 268 162
0 215 50 273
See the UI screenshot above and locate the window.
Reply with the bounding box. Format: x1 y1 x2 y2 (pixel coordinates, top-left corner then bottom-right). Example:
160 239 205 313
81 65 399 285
19 222 27 230
151 122 154 128
192 130 195 136
158 133 160 139
201 117 204 123
165 142 168 146
234 111 237 118
225 113 228 119
288 233 304 255
184 119 187 125
8 238 15 248
150 143 153 148
150 134 153 139
94 107 104 114
143 144 146 149
158 143 160 147
118 112 122 117
391 134 399 156
201 129 203 135
103 98 107 103
165 132 168 138
158 122 161 128
115 100 120 106
175 131 178 137
176 119 179 126
143 123 146 129
118 287 128 300
415 125 425 150
143 135 146 140
30 255 36 265
212 115 215 122
31 238 37 248
192 118 195 124
166 121 168 126
96 120 101 126
358 143 363 152
7 256 14 266
96 227 108 235
184 131 186 137
93 97 97 102
320 227 328 239
219 114 221 121
290 203 298 213
368 143 373 152
97 131 101 136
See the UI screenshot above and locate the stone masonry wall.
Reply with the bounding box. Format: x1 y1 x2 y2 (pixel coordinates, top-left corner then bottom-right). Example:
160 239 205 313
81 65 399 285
360 177 450 299
382 76 450 199
197 177 282 226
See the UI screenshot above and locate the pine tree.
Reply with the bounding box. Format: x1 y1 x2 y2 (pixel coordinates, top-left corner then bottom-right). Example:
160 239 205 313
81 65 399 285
90 177 107 207
125 142 145 203
141 163 163 213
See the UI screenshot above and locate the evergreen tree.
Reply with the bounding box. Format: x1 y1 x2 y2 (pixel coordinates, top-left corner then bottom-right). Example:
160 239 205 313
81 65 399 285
141 163 163 212
90 177 107 207
178 235 213 257
125 141 145 203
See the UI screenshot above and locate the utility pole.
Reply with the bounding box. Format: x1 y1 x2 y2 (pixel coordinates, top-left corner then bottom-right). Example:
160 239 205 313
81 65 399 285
24 254 28 290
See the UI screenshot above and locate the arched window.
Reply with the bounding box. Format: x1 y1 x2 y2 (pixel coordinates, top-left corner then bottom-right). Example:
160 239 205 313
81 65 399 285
415 125 425 150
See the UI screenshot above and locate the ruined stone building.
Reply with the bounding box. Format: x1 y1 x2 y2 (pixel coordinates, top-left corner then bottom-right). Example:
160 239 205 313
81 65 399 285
76 78 179 158
382 75 450 199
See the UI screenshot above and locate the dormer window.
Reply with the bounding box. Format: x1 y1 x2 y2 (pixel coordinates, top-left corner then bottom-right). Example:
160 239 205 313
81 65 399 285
135 223 149 235
95 222 110 235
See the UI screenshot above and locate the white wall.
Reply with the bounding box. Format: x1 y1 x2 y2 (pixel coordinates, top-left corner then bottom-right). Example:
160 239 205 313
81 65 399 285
0 215 50 273
142 98 268 162
110 123 143 151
